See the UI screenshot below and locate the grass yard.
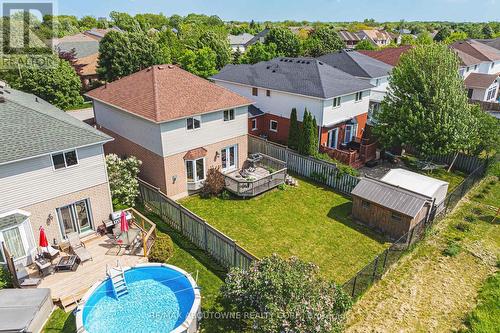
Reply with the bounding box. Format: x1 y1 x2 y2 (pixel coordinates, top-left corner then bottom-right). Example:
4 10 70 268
346 170 500 332
180 175 389 284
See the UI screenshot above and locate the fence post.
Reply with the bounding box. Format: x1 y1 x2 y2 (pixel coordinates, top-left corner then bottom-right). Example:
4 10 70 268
233 241 238 267
351 276 357 298
179 206 184 233
372 256 379 283
407 228 415 247
204 222 208 251
382 249 389 271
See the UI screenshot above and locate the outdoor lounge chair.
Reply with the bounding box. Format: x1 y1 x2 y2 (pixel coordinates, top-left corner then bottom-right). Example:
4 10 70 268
66 232 92 263
15 264 41 288
42 245 60 262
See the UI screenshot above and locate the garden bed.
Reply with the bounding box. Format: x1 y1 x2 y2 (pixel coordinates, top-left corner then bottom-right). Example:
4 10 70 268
180 175 390 283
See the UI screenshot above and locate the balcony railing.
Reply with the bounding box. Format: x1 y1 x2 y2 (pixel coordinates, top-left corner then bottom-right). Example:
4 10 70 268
124 208 157 257
224 154 287 197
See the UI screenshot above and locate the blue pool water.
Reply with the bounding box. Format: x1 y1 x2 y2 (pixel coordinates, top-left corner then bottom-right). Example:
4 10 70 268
82 266 195 333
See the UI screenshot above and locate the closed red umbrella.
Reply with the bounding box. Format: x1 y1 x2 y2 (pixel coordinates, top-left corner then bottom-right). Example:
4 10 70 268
39 227 49 248
120 211 129 233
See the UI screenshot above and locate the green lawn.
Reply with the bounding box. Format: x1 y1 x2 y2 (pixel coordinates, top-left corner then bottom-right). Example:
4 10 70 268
180 175 389 284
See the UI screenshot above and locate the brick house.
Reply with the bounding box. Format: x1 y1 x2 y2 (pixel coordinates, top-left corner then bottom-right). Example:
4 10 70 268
87 65 252 200
211 57 375 167
0 86 113 267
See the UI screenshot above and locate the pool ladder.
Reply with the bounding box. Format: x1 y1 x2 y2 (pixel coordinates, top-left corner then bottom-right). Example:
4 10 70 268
107 264 128 299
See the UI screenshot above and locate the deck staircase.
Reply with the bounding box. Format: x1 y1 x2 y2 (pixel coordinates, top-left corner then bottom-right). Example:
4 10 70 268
107 264 128 299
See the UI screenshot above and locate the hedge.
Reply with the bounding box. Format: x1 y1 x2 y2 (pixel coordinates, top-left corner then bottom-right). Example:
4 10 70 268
149 232 175 263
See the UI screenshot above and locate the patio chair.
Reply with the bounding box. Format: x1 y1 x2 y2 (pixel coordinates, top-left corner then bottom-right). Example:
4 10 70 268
42 245 60 262
67 232 93 263
15 264 41 288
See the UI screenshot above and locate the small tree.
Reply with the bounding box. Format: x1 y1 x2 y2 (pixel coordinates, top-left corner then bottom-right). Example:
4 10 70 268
310 115 319 156
221 255 352 333
201 166 226 198
355 39 377 51
179 47 218 78
303 26 345 57
288 108 300 150
239 42 277 64
298 109 311 155
106 154 142 208
374 44 479 168
265 27 301 57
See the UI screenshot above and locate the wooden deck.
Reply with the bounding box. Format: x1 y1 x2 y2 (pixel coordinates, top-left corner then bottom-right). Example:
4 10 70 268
29 235 147 308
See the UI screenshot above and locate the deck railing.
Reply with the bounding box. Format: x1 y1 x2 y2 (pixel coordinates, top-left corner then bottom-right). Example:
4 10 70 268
224 154 287 197
125 208 157 257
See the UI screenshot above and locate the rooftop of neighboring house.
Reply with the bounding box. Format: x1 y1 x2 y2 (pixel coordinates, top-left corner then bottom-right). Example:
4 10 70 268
475 37 500 51
464 73 499 89
318 49 393 79
352 177 432 218
83 27 123 40
53 27 122 59
86 65 252 123
358 45 413 66
0 85 111 166
76 52 99 76
247 28 271 45
451 39 500 65
338 30 361 42
358 29 392 41
211 57 374 99
228 33 255 46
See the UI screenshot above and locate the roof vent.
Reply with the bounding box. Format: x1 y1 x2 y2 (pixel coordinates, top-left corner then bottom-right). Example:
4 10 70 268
272 70 276 73
318 61 323 65
279 58 284 62
306 61 310 64
158 66 164 70
168 65 175 69
0 81 5 89
35 97 39 103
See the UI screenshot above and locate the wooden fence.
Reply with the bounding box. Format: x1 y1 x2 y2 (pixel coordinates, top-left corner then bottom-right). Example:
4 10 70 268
431 153 487 174
248 135 360 195
138 179 257 270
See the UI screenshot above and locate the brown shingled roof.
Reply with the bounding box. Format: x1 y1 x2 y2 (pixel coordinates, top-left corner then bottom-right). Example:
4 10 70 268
183 147 207 160
358 46 412 66
86 65 252 123
464 73 499 89
451 40 500 64
76 52 98 76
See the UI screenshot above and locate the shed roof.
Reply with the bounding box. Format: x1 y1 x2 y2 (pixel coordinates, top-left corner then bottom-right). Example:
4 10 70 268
381 169 449 199
352 178 431 217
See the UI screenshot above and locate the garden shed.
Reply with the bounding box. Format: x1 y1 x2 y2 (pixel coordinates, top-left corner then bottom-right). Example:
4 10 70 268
380 168 449 212
351 177 433 240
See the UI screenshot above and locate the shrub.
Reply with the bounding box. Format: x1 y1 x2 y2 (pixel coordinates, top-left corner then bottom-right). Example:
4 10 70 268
219 190 231 200
0 267 12 289
106 154 142 207
278 183 286 191
221 255 352 333
443 241 462 257
455 222 471 232
149 232 174 263
201 166 225 198
313 152 360 177
464 215 476 223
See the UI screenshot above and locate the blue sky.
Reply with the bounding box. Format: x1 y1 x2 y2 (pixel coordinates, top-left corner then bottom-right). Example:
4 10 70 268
58 0 500 22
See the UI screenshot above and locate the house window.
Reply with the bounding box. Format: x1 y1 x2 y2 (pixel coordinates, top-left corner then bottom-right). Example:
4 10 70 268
327 128 338 149
362 201 370 209
466 66 470 72
57 199 93 238
186 158 205 183
223 109 235 121
486 87 497 101
375 78 380 86
355 91 363 102
270 120 278 132
332 97 341 108
252 87 258 96
221 145 237 171
344 124 357 144
266 90 271 97
492 62 495 69
391 212 402 222
467 89 474 99
474 65 478 70
186 116 201 130
251 118 258 131
52 150 78 170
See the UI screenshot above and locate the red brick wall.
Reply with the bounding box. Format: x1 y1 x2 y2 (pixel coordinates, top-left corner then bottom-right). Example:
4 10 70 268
253 114 292 145
248 116 266 137
319 113 368 147
98 126 168 193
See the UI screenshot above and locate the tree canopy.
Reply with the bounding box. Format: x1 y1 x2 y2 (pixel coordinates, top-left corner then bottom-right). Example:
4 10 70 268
221 255 351 333
374 44 480 158
239 42 277 64
265 27 301 57
355 39 377 50
179 47 218 78
303 26 345 57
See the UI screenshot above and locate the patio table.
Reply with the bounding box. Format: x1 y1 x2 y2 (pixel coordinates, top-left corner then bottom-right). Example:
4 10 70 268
55 255 79 272
115 229 141 255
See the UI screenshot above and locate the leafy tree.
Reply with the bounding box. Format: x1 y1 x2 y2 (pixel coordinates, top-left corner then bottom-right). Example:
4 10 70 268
10 55 83 109
472 106 500 157
221 255 351 333
482 24 494 39
288 108 300 150
415 31 433 45
374 44 479 164
239 42 277 64
179 47 218 78
79 16 98 30
355 39 377 50
434 26 451 42
265 27 301 57
197 31 232 69
444 31 468 44
298 109 318 156
303 26 345 57
98 31 170 81
400 34 416 46
106 154 142 207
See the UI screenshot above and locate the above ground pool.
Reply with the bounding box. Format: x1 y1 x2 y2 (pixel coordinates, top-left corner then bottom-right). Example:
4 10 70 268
76 264 201 333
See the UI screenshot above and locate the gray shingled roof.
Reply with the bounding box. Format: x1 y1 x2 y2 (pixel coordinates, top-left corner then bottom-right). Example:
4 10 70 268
0 212 29 229
55 40 99 58
318 50 393 79
228 33 255 46
248 105 265 118
351 178 431 217
212 57 374 99
476 37 500 51
0 88 111 165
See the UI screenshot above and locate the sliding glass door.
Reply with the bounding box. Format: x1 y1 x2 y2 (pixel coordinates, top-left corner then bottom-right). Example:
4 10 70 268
221 145 238 171
57 199 93 238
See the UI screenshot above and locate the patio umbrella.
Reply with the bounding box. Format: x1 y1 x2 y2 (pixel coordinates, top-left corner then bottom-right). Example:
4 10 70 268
120 211 129 244
39 226 49 248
